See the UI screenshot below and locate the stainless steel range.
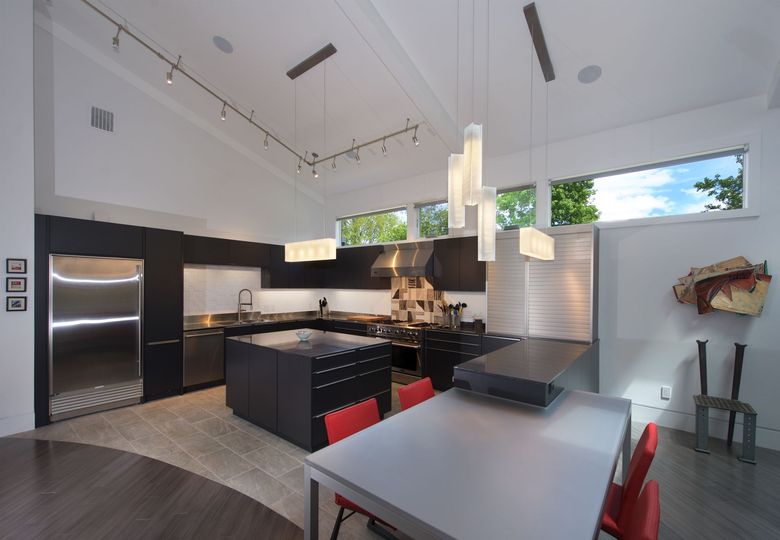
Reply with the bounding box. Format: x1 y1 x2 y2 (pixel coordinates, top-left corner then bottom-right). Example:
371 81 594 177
367 322 436 384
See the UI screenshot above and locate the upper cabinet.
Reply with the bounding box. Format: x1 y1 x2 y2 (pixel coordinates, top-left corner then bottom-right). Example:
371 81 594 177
229 240 270 268
265 245 389 290
433 236 486 292
182 235 231 265
49 216 144 259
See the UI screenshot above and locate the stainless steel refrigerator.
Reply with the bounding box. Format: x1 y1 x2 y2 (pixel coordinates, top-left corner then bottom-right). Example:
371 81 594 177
50 255 143 421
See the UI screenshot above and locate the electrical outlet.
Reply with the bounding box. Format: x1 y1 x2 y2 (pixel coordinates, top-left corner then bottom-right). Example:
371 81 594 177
660 385 672 400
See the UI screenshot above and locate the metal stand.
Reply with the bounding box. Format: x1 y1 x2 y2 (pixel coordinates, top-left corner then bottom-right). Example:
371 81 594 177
694 395 757 464
727 343 747 446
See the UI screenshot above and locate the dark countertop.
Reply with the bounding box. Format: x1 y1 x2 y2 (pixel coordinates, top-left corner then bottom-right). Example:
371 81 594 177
228 329 391 358
454 338 594 384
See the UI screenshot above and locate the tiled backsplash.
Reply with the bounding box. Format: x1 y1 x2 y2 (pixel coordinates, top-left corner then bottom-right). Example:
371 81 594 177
183 265 263 315
391 277 442 323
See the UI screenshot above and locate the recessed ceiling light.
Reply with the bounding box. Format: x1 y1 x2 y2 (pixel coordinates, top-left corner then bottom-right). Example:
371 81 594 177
212 35 233 54
578 64 602 84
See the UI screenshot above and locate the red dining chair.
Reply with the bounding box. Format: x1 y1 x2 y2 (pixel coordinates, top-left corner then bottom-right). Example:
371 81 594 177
601 422 658 539
324 399 395 540
624 481 661 540
397 377 435 410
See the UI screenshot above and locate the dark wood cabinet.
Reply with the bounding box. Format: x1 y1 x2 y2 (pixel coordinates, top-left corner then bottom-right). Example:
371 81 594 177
248 346 278 432
328 320 368 336
458 236 486 291
225 339 249 417
143 341 183 400
229 240 270 268
49 216 143 258
182 235 231 265
424 330 482 390
432 237 486 292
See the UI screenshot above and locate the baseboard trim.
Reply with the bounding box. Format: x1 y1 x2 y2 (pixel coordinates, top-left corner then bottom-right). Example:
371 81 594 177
631 403 780 451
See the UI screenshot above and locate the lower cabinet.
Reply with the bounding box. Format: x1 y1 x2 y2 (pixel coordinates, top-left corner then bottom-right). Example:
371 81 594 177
481 334 523 354
144 341 183 401
424 331 482 391
225 339 277 432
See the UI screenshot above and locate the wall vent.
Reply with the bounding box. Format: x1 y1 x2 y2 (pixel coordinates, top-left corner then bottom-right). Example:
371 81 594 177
90 106 114 132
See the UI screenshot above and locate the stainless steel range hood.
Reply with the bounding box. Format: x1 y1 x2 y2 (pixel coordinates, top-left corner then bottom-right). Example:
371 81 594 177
371 241 434 277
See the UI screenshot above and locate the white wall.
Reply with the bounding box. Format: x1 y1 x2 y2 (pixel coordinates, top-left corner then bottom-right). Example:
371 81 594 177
326 96 780 450
183 265 264 316
0 0 35 436
33 13 322 245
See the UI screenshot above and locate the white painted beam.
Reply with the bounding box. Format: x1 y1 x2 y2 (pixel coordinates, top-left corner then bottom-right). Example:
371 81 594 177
335 0 459 153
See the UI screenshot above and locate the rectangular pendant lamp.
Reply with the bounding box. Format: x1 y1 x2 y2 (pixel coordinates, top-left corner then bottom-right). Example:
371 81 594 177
477 186 496 261
519 227 555 260
285 238 337 262
448 153 465 228
463 123 483 206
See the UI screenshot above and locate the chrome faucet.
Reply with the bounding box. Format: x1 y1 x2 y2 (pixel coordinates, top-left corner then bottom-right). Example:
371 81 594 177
238 289 253 322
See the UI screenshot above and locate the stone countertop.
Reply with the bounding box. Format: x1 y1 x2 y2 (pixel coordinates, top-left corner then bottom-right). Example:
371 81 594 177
454 338 594 384
227 329 391 358
183 312 390 332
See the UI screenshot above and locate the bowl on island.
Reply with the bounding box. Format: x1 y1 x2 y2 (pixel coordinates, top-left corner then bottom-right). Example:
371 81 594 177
295 329 312 342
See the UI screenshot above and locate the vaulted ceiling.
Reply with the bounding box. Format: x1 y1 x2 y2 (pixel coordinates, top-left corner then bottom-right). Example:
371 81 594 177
38 0 780 196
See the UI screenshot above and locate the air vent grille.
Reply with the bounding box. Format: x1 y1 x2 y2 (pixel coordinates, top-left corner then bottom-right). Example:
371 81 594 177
91 106 114 132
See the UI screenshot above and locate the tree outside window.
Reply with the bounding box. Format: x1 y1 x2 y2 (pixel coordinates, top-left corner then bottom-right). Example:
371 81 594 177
418 202 448 238
497 187 536 230
338 209 407 246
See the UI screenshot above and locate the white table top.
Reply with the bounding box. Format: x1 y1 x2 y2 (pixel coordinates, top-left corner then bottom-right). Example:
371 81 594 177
306 388 631 539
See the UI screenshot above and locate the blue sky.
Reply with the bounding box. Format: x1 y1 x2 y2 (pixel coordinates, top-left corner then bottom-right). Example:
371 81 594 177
592 155 742 221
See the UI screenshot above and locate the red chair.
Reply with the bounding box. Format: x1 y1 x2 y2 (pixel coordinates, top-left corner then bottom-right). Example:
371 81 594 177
397 377 435 410
324 399 395 540
601 423 658 539
624 480 660 540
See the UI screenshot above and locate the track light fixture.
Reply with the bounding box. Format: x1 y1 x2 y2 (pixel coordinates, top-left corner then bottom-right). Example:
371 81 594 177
356 147 361 164
112 26 122 49
264 132 269 150
311 153 319 178
296 159 302 174
220 101 227 121
412 126 420 146
166 55 181 85
332 157 337 170
381 137 387 156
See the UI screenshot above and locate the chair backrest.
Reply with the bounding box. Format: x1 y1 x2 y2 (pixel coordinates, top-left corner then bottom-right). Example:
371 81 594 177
324 398 380 445
618 423 658 530
624 480 660 540
397 377 435 411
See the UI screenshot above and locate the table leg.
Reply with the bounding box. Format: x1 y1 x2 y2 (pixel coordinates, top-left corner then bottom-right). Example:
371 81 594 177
694 405 711 454
304 464 319 540
738 413 757 465
622 409 631 485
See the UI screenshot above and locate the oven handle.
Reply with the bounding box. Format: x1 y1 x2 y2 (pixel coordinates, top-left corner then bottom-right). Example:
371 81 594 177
392 341 421 350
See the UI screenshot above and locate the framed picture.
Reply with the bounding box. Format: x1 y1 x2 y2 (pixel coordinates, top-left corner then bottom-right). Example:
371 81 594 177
6 277 26 293
6 296 27 312
6 258 27 274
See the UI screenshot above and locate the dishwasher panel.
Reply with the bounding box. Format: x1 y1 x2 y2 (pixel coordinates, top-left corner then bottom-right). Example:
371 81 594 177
183 329 225 388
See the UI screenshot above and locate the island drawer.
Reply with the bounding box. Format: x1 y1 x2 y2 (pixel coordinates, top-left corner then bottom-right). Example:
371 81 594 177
313 350 357 373
357 355 390 374
356 366 391 400
312 363 357 387
312 377 357 416
356 343 391 362
426 331 482 346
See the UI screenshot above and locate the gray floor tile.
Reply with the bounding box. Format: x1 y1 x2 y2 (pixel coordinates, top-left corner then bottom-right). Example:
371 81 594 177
130 433 180 459
228 467 293 507
154 417 202 439
138 407 179 424
167 404 214 424
197 448 254 480
276 465 304 493
217 429 266 455
100 407 142 426
194 416 237 438
243 445 301 477
174 431 226 458
114 420 159 442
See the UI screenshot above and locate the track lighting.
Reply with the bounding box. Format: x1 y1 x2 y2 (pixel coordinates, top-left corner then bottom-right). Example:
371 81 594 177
296 159 302 174
356 147 361 164
311 153 319 178
220 102 227 121
381 137 387 156
166 55 181 85
332 157 337 170
112 26 122 49
412 126 420 146
264 132 269 150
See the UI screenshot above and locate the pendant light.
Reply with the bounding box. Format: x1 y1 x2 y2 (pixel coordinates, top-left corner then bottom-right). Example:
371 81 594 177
477 186 496 261
463 122 483 205
448 153 465 228
519 227 554 260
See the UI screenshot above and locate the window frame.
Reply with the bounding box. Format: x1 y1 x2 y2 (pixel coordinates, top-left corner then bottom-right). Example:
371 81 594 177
336 206 409 247
495 184 537 231
547 145 756 230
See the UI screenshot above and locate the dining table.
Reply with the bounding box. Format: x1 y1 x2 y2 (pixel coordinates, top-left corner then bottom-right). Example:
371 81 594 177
304 388 631 540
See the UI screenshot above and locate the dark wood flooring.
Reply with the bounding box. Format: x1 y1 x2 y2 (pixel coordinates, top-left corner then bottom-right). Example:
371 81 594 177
628 424 780 540
0 438 302 540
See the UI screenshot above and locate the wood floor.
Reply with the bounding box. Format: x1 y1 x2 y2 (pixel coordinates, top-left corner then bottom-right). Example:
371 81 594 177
0 437 302 540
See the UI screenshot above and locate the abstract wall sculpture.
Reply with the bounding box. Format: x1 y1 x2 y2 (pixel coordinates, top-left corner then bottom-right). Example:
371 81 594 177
673 257 772 316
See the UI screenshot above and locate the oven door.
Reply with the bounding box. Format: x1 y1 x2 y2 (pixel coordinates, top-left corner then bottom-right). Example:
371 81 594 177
391 341 422 384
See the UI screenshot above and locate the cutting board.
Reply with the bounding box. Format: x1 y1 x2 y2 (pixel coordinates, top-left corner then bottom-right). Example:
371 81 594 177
346 315 387 323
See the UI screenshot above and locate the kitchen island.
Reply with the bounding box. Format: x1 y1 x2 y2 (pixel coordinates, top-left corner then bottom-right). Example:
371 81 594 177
225 329 392 451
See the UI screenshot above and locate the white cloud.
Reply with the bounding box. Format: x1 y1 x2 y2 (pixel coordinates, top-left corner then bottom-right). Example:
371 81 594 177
593 169 675 221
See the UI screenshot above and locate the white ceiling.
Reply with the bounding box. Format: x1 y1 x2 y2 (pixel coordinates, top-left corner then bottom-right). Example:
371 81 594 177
40 0 780 196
